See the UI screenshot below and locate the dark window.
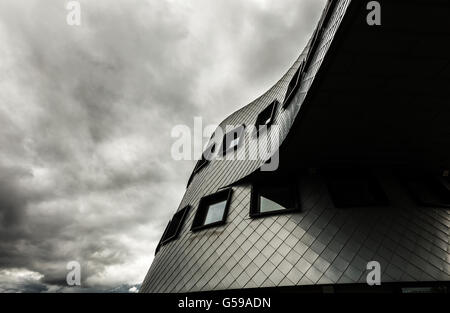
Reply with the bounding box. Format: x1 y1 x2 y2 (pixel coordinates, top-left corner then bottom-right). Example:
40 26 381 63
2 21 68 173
192 189 232 231
194 144 215 173
401 174 450 208
187 143 216 187
155 221 170 255
160 206 190 245
221 125 245 155
250 182 299 218
255 100 278 137
326 171 388 208
283 61 304 108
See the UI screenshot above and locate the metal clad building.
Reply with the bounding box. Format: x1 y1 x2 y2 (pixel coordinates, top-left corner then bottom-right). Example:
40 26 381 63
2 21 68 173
141 0 450 293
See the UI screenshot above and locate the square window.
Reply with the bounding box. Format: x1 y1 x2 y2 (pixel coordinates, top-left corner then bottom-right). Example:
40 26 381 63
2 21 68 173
161 206 190 245
192 188 233 231
250 182 300 218
283 60 304 108
222 125 245 155
325 170 388 208
255 100 278 137
401 173 450 208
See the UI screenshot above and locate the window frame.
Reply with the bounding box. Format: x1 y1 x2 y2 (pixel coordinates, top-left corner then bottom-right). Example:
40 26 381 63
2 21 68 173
282 60 305 109
194 143 216 173
187 143 216 187
191 188 233 232
160 205 191 245
255 100 278 137
221 125 245 155
250 182 300 218
155 221 170 255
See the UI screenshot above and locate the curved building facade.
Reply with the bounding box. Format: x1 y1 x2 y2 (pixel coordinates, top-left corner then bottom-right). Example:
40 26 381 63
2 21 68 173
141 0 450 293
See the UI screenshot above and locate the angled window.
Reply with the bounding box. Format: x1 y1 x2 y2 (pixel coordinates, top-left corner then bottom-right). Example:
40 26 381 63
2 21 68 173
160 206 191 245
194 143 216 174
401 174 450 208
250 182 299 218
255 100 278 137
191 189 232 231
283 60 304 108
221 125 245 155
326 170 388 208
187 143 216 187
194 155 209 173
155 221 170 255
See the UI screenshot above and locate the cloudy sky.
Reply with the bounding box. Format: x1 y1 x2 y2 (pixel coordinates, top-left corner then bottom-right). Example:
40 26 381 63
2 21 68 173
0 0 325 292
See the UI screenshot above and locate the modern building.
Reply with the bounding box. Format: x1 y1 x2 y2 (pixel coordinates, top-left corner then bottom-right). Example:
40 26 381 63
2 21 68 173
141 0 450 293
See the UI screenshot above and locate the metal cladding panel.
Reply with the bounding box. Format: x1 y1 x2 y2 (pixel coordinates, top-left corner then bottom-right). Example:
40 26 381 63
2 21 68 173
142 177 449 293
141 0 450 293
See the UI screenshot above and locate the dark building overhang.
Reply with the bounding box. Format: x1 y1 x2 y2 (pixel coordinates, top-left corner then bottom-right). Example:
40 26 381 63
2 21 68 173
280 0 450 171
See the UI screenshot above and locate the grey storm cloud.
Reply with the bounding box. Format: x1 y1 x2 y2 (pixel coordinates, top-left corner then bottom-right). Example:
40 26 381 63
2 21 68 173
0 0 325 292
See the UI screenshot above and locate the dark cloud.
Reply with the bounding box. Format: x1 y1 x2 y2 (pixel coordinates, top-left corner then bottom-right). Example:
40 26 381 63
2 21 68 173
0 0 325 292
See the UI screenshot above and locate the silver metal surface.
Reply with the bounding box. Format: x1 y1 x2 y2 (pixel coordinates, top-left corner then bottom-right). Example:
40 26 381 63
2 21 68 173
141 0 450 293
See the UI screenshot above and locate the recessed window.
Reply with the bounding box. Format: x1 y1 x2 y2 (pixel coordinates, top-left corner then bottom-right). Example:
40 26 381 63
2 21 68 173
155 221 170 255
326 170 388 208
255 100 278 137
283 60 304 108
222 125 245 155
191 189 232 231
194 144 215 173
250 182 299 217
161 206 190 245
187 144 216 187
401 174 450 208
